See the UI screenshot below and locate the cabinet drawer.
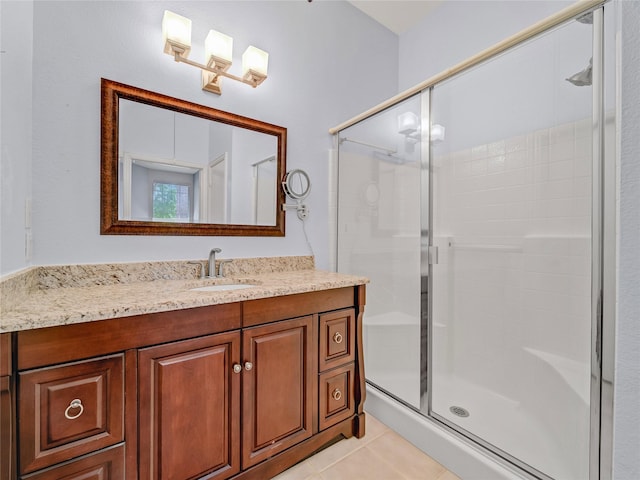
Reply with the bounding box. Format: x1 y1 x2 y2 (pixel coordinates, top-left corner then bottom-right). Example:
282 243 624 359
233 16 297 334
19 355 124 474
21 444 125 480
318 363 355 431
319 309 355 372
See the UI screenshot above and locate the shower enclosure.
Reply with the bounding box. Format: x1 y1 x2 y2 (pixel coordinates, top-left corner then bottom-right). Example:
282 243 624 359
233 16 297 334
335 5 611 479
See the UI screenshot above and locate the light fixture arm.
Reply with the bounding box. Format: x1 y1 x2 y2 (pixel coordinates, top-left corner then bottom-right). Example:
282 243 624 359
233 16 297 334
172 52 264 88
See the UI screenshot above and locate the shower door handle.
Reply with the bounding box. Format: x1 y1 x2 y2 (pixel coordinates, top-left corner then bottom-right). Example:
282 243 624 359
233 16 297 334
428 246 439 265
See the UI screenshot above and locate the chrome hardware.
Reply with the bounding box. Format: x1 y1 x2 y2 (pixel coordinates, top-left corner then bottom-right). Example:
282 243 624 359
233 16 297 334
331 389 342 401
188 261 206 279
233 364 242 374
332 332 343 344
244 362 253 371
428 246 439 265
208 248 222 277
64 399 84 420
218 259 233 278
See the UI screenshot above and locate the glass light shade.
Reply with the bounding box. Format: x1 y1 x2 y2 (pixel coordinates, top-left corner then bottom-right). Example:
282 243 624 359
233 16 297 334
162 10 192 55
430 124 446 142
397 112 420 135
205 30 233 67
242 46 269 78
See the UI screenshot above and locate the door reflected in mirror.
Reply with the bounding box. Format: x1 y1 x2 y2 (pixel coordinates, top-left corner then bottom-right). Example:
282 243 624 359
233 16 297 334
101 79 286 236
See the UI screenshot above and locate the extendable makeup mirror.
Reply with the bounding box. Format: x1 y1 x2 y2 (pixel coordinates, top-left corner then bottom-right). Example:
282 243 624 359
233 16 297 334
282 169 311 219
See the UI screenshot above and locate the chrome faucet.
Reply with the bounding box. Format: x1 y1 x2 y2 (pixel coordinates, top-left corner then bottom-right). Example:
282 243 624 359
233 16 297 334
208 248 222 278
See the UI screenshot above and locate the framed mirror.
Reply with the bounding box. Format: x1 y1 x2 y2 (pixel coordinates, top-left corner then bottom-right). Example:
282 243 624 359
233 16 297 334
101 78 286 236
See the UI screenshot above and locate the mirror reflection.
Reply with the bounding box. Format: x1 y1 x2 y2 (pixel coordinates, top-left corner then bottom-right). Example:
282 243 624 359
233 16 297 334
101 78 286 236
119 99 278 225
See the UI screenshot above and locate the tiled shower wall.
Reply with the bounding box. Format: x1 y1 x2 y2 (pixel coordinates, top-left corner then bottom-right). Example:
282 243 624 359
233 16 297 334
432 114 593 415
430 116 593 478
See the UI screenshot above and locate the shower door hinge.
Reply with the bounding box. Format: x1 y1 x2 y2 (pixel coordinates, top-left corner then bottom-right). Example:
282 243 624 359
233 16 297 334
428 246 439 265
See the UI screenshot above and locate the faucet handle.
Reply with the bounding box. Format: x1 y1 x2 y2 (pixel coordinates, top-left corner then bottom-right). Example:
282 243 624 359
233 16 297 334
218 259 233 278
188 261 206 279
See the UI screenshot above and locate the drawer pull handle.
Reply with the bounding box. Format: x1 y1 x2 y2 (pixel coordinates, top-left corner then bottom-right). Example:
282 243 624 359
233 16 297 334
244 362 253 371
333 332 343 344
233 364 242 374
64 399 84 420
331 389 342 401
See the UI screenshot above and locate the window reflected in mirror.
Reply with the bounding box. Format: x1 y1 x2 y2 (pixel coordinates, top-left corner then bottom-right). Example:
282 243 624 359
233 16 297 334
152 182 190 221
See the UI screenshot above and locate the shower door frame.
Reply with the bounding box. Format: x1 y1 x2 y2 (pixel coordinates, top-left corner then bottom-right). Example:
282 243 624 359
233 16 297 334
421 7 610 480
332 2 615 479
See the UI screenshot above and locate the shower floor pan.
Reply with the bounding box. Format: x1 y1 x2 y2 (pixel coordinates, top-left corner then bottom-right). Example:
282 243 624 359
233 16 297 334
431 373 587 480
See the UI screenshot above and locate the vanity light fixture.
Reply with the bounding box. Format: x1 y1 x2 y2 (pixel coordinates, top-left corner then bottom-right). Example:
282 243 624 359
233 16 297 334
430 124 445 143
162 10 269 95
397 112 445 144
397 112 421 145
397 112 420 135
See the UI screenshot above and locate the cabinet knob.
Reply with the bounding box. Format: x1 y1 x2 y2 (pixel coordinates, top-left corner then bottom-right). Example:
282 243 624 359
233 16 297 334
244 362 253 371
333 332 343 344
64 398 84 420
233 364 242 374
331 389 342 401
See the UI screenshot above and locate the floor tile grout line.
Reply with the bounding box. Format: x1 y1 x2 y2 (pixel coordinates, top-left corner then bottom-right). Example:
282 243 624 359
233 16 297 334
358 430 451 480
361 443 413 480
272 414 458 480
310 441 369 473
306 422 391 474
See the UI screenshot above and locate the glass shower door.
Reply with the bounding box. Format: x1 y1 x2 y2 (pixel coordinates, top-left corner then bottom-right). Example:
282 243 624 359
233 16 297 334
337 95 423 409
429 16 594 480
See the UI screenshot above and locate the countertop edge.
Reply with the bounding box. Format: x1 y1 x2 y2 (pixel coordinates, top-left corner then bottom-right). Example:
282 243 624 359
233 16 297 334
1 270 368 333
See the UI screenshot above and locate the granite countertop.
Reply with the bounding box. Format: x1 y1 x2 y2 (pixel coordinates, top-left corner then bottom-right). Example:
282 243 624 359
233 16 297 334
0 257 368 333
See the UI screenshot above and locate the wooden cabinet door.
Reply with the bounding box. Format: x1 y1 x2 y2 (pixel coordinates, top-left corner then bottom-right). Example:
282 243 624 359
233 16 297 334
18 355 124 475
319 309 355 372
21 444 124 480
1 376 13 480
138 332 241 480
242 316 316 469
318 363 355 431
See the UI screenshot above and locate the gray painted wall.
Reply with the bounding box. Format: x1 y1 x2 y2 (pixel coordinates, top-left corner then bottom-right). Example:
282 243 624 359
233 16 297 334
615 2 640 478
1 0 397 275
1 0 33 274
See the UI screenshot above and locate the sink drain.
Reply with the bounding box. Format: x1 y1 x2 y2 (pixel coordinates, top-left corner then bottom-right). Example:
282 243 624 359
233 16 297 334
449 405 469 417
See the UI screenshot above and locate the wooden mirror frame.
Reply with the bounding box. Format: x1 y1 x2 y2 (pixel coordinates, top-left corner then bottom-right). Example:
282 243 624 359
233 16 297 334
101 78 286 236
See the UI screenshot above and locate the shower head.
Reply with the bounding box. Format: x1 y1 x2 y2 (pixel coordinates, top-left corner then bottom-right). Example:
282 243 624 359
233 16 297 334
566 58 592 86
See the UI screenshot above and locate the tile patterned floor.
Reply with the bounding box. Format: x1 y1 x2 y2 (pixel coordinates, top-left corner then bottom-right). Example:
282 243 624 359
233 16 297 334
272 413 461 480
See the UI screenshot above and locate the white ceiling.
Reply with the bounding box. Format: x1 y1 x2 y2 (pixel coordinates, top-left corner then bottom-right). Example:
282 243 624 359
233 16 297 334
347 0 442 35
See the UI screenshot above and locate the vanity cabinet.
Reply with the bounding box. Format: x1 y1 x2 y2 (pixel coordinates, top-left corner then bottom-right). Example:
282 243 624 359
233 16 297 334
318 309 356 431
18 355 124 474
20 445 125 480
0 334 14 480
4 285 366 480
138 332 241 480
241 316 315 469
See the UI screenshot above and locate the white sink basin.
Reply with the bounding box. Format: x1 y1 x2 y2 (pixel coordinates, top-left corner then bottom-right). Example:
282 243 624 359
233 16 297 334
189 284 257 292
